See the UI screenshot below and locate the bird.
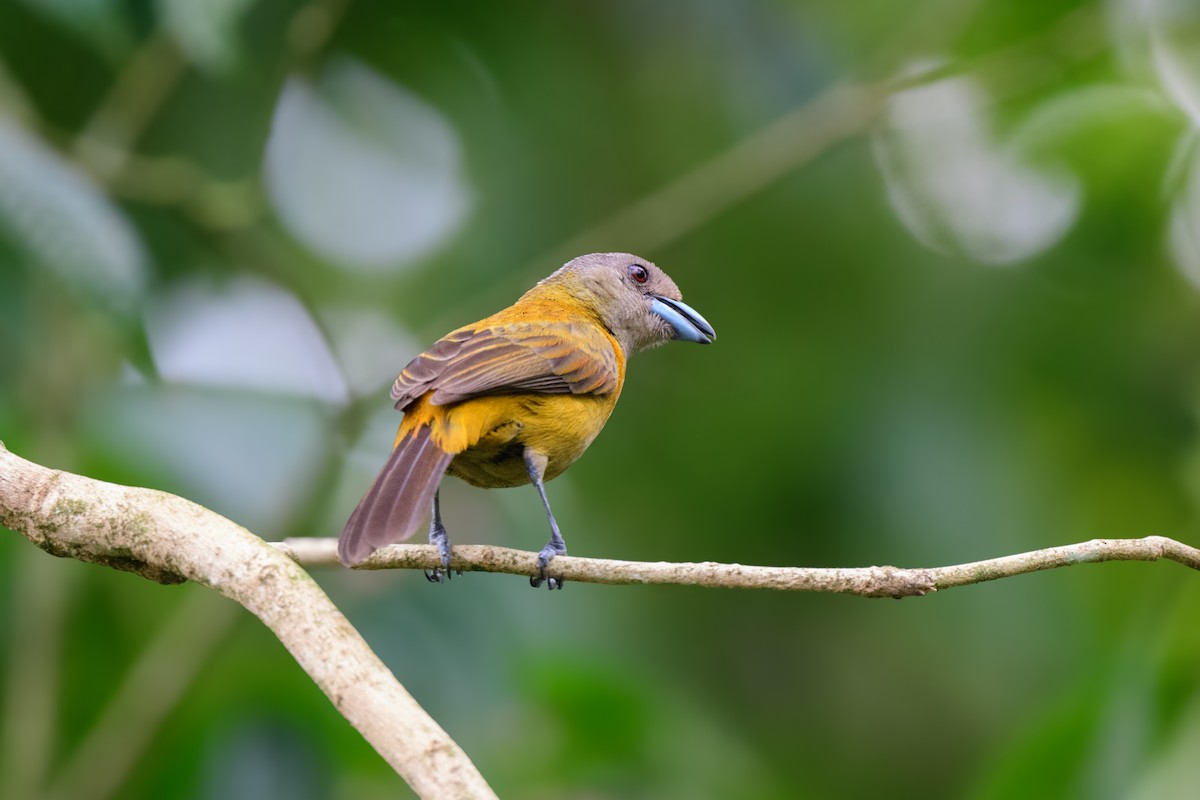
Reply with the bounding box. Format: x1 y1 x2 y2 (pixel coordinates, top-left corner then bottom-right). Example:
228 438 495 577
337 252 715 588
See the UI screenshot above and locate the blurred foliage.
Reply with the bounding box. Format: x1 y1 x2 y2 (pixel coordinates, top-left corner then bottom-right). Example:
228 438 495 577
3 0 1200 797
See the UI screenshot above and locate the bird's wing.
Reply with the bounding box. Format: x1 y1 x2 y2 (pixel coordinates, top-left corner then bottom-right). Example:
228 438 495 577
390 320 620 409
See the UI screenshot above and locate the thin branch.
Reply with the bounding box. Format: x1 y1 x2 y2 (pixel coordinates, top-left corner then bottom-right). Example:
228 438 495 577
536 82 885 267
531 5 1106 267
0 443 497 800
71 33 187 183
5 455 1197 794
276 537 1200 599
442 5 1106 335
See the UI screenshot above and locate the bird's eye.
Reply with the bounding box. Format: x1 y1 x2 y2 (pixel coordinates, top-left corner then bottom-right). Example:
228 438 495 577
628 264 649 284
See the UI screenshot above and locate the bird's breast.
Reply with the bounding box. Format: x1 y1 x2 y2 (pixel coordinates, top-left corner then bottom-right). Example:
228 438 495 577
441 392 619 489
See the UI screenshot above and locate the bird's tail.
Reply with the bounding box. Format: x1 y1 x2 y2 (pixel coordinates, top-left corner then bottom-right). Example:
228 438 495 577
338 424 454 566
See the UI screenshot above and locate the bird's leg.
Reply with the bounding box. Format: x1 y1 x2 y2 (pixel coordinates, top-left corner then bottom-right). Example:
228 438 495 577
425 489 457 583
524 449 566 590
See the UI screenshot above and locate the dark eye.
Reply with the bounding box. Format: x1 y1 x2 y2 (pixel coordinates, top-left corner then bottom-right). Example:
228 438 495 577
628 264 649 284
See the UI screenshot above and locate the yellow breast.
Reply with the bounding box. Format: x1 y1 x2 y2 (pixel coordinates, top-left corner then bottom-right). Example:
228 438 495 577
441 392 620 488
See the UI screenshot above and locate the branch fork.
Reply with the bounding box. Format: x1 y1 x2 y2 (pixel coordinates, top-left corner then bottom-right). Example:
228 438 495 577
4 442 1199 799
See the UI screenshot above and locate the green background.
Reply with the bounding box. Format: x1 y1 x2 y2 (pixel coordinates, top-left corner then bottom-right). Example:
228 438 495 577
3 1 1200 797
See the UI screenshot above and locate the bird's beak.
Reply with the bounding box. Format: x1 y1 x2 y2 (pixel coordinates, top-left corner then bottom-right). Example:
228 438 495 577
651 296 716 344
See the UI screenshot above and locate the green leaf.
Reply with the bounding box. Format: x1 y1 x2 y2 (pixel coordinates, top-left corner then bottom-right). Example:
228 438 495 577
0 115 147 315
1145 0 1200 127
873 70 1080 266
156 0 256 74
263 59 472 272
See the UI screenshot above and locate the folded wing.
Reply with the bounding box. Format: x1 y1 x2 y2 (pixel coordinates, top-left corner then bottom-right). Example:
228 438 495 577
391 320 620 410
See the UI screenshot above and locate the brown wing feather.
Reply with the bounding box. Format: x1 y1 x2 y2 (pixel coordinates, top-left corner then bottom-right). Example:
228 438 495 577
390 320 618 410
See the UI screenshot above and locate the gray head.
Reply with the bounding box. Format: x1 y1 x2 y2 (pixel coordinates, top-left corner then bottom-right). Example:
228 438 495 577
537 252 715 355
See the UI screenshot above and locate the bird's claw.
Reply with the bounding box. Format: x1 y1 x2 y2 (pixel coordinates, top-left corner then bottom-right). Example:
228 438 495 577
530 547 566 590
529 573 563 590
425 566 463 582
426 522 458 585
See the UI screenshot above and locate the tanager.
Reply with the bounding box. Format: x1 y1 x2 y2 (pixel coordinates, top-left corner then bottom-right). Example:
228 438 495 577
338 252 715 588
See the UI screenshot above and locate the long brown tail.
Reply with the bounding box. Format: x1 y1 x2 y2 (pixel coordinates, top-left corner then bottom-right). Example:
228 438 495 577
338 425 454 565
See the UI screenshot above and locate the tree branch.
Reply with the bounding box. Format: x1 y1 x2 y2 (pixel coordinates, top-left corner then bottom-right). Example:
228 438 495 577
275 537 1200 598
0 443 497 800
4 443 1198 796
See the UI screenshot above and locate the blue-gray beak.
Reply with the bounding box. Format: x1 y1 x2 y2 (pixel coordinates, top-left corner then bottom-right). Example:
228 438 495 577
651 296 716 344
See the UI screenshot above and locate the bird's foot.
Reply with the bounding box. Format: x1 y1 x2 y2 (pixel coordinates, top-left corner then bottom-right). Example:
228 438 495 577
529 542 567 590
425 522 461 583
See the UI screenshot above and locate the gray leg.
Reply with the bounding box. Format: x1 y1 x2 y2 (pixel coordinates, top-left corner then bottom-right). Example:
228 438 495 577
425 489 456 583
524 450 566 590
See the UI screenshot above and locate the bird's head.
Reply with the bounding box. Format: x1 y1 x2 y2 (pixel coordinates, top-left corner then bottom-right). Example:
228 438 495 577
543 252 716 354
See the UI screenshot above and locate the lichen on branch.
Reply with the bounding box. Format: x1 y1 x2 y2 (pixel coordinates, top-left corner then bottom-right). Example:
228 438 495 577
0 442 497 800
